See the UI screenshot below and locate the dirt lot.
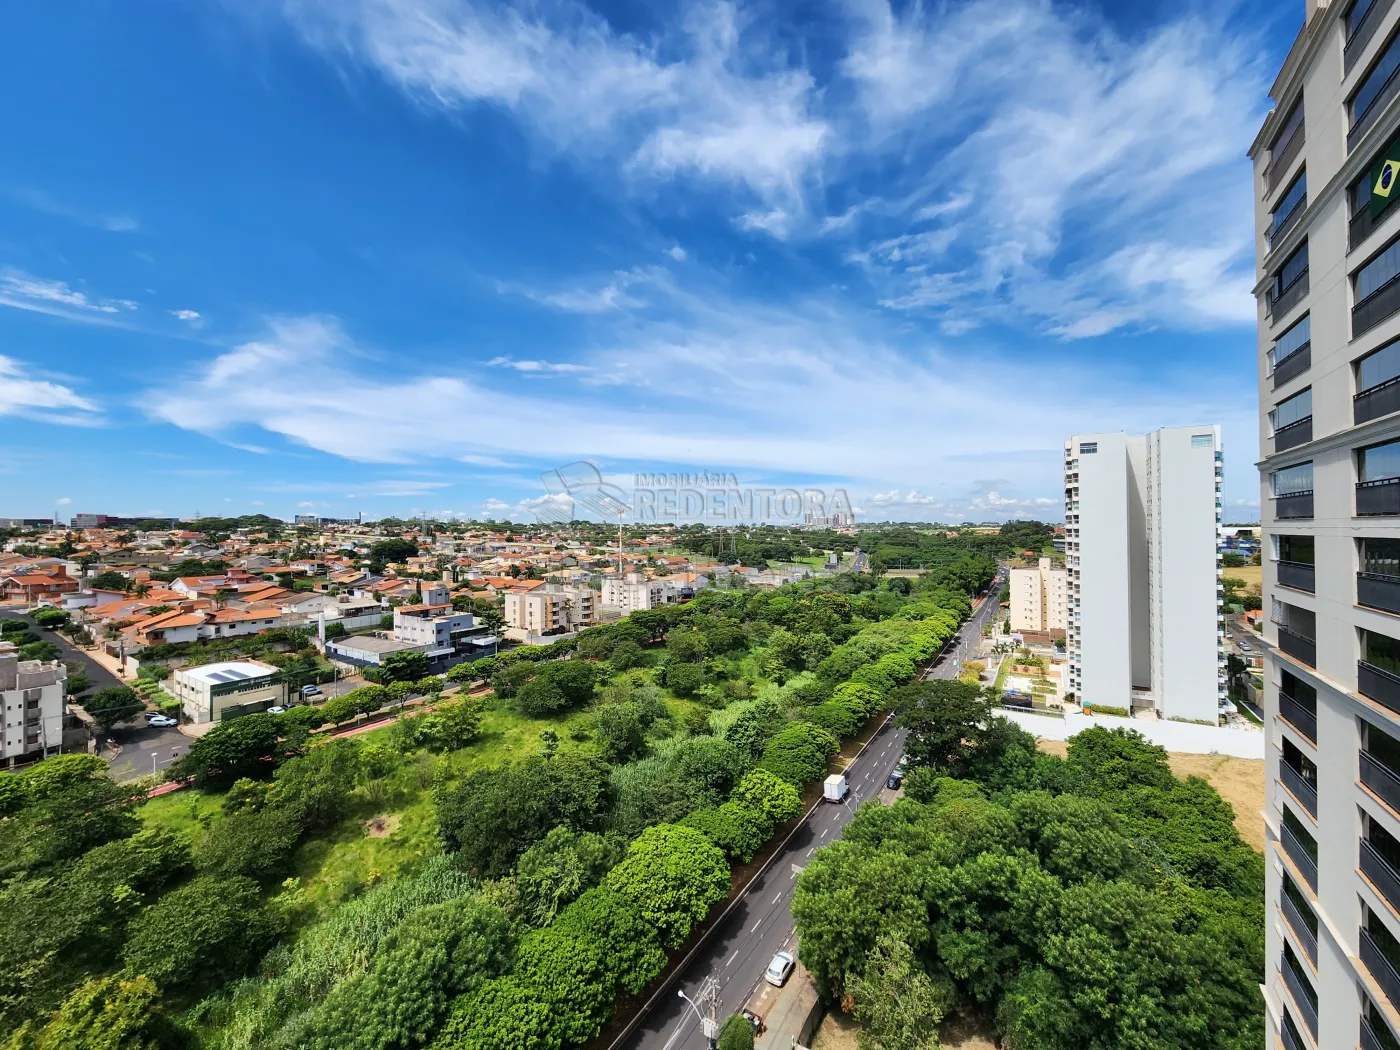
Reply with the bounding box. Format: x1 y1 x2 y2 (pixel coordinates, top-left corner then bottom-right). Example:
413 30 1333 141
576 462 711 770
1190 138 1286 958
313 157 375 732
1036 740 1264 851
811 1010 996 1050
1225 564 1262 595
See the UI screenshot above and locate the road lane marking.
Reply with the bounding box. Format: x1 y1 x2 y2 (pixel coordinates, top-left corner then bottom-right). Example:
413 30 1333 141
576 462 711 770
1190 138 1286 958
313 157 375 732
726 950 738 966
751 918 763 932
820 827 829 839
773 892 783 904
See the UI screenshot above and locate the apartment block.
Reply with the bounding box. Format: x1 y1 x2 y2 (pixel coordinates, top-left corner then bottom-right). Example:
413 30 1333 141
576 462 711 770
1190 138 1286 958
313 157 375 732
503 585 598 638
1063 427 1223 722
1250 3 1400 1048
0 647 66 762
1008 557 1068 635
600 572 676 613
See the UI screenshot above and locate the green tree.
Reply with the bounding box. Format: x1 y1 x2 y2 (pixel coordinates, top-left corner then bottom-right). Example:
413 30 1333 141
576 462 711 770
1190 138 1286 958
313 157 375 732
664 660 706 697
604 824 729 947
594 702 645 763
168 712 306 786
717 1013 756 1050
758 722 839 786
848 935 946 1050
122 875 281 995
381 650 430 684
515 827 618 927
682 801 769 861
894 679 993 774
89 571 131 593
730 769 803 827
368 539 419 573
513 678 569 717
5 975 173 1050
82 687 143 731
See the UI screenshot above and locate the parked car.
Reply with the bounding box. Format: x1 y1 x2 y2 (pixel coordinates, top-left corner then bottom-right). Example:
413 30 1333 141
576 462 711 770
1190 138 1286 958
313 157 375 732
764 951 795 987
266 705 286 714
1239 641 1252 652
301 684 322 698
148 715 177 728
887 771 904 790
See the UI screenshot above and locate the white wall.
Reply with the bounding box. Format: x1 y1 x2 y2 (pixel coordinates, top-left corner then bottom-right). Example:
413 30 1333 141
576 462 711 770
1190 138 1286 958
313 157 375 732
1001 709 1264 759
1071 432 1134 708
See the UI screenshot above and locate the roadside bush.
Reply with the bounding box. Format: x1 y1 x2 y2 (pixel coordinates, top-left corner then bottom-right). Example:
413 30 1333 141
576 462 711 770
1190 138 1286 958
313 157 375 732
806 700 858 738
604 824 729 947
758 722 839 787
682 801 768 861
730 769 803 828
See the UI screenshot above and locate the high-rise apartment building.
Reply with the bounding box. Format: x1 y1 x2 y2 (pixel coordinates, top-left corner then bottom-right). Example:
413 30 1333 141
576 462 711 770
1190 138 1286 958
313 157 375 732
1251 4 1400 1048
1063 427 1224 722
1008 557 1069 636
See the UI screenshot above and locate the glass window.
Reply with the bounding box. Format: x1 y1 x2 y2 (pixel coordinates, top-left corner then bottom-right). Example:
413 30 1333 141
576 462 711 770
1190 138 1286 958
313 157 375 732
1367 718 1400 774
1271 171 1306 236
1363 537 1400 577
1277 535 1315 564
1281 669 1316 709
1369 1000 1400 1050
1275 242 1309 297
1270 315 1311 372
1359 338 1400 391
1274 600 1316 638
1354 32 1400 124
1282 805 1317 859
1361 439 1400 481
1079 442 1097 454
1191 434 1213 448
1270 389 1312 432
1358 237 1400 301
1365 628 1400 673
1282 872 1318 937
1272 462 1314 495
1273 97 1303 151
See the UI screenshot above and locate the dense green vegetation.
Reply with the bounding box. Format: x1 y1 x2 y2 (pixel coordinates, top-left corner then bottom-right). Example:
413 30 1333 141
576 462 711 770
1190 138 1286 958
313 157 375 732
1 540 995 1050
792 683 1264 1050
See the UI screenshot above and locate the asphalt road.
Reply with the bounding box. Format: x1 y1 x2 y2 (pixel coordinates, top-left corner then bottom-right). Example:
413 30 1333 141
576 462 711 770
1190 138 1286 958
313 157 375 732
622 575 1005 1050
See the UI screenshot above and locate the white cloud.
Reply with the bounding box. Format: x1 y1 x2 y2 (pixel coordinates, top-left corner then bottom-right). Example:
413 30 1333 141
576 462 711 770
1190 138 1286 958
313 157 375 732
486 356 589 373
55 497 72 506
8 188 139 233
667 245 687 262
0 270 140 325
170 309 202 322
345 480 453 497
144 301 1258 520
0 355 101 425
506 268 654 313
280 0 829 216
835 0 1266 336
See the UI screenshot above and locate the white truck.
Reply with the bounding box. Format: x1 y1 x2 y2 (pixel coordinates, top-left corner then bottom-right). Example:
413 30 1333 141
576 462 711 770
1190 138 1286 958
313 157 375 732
823 773 848 803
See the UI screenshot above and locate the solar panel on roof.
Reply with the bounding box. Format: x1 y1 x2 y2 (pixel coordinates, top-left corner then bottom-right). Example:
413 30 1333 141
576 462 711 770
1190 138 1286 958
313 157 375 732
207 671 236 682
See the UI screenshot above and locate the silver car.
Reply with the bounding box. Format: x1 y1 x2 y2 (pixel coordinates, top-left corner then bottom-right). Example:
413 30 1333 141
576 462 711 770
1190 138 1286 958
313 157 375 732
764 951 795 987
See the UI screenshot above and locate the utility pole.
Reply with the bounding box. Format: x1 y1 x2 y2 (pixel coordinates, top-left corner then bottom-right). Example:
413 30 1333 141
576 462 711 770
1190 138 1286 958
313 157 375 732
677 976 722 1048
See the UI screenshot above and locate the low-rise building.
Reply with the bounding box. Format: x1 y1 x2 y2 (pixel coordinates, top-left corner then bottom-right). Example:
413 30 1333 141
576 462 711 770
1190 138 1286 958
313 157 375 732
171 660 286 724
503 585 597 639
1008 557 1069 637
0 646 66 762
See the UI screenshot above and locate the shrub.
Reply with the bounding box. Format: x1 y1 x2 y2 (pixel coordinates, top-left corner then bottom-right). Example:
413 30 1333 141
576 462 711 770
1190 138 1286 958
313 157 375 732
605 824 729 947
758 722 839 786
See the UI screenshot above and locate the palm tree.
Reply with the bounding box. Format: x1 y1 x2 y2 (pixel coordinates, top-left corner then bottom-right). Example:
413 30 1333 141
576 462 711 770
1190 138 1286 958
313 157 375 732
132 582 150 599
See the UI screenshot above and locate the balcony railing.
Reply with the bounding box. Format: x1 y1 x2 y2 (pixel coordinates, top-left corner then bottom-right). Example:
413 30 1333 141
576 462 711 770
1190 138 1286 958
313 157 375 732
1282 762 1319 817
1280 691 1317 743
1364 750 1400 816
1357 275 1400 337
1361 572 1400 614
1278 559 1316 593
1270 195 1308 248
1364 837 1400 918
1281 892 1318 965
1362 661 1400 715
1348 0 1397 74
1276 491 1315 520
1282 950 1319 1038
1358 376 1400 424
1354 199 1391 251
1274 416 1313 453
1268 122 1306 195
1282 823 1319 892
1272 270 1310 321
1274 344 1312 388
1360 477 1400 516
1282 1013 1305 1050
1362 926 1400 1015
1278 626 1317 667
1352 65 1400 154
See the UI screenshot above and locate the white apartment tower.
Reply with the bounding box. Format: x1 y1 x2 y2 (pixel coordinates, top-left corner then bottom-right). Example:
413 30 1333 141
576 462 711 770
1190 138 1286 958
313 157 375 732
1008 557 1069 635
1250 4 1400 1049
1063 427 1224 722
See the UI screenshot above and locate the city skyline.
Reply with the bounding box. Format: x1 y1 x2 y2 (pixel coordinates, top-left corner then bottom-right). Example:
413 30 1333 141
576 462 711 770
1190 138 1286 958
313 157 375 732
0 1 1294 522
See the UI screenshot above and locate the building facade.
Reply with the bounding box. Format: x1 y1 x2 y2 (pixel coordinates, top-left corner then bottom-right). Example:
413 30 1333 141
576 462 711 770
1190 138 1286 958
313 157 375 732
1250 3 1400 1048
1063 427 1223 722
170 660 286 724
1008 557 1069 635
600 573 676 613
502 585 598 638
0 647 66 762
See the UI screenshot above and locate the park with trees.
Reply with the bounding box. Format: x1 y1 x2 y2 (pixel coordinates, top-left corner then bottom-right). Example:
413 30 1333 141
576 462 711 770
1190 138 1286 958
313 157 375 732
0 532 1001 1050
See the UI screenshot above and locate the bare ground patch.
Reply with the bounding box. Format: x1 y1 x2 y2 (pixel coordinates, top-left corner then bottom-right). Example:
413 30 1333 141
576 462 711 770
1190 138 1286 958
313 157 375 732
363 814 402 839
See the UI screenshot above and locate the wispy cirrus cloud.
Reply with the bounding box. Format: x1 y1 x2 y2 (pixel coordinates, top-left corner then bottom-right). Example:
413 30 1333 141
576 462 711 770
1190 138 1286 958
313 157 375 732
0 269 139 324
0 355 101 425
8 188 139 233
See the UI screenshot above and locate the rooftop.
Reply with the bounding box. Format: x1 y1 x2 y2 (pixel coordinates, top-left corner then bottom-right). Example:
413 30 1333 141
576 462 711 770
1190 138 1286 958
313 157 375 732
177 660 278 684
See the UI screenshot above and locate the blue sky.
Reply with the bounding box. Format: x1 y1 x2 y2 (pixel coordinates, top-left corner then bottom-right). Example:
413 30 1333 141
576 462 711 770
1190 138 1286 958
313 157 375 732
0 0 1297 524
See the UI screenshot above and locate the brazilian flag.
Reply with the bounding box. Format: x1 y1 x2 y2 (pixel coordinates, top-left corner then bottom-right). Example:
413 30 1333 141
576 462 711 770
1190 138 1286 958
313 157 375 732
1371 137 1400 218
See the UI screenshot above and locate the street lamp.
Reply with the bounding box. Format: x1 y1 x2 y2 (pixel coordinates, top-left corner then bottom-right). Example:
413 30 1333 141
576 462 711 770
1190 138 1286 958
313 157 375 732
677 988 720 1048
